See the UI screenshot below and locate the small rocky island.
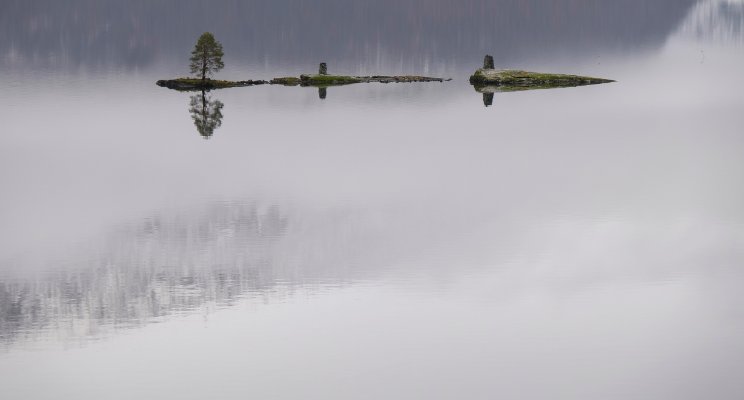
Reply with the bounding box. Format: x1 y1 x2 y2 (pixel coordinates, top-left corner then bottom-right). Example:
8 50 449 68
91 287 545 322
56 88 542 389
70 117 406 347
470 55 614 91
271 63 450 86
156 78 267 91
158 34 447 92
158 63 449 91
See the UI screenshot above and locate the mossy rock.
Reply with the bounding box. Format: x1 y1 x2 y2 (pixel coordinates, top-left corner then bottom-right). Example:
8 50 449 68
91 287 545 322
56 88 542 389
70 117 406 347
469 69 614 90
270 77 302 86
299 74 364 87
157 75 448 90
156 78 267 91
474 84 558 93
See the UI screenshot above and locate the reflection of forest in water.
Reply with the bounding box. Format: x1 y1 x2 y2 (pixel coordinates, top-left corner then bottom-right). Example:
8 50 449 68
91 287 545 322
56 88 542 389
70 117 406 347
1 0 699 70
0 203 303 347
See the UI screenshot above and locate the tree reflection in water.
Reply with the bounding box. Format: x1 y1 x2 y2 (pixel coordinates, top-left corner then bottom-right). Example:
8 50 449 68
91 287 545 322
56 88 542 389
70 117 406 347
188 90 224 139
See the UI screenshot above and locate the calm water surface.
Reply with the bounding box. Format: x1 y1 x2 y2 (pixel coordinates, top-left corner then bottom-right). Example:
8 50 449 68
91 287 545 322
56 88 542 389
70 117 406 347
2 1 744 399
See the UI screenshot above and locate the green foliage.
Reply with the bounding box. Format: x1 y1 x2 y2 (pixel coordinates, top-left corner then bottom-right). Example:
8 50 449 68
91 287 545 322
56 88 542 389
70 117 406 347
189 32 225 81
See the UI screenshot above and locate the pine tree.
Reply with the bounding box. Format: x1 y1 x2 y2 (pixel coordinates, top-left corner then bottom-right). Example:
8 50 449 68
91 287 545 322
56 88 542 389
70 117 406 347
189 32 225 82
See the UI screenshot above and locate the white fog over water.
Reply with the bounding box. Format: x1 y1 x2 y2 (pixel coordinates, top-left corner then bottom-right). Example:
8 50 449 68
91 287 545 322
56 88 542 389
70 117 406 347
1 1 744 399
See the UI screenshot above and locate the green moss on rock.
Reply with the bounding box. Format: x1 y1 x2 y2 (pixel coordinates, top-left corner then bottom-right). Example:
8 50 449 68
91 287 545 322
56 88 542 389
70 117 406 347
270 77 302 86
469 69 614 90
299 74 364 86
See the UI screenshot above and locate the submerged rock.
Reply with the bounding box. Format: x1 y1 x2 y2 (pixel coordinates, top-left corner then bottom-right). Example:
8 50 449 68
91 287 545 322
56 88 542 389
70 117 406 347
469 69 614 90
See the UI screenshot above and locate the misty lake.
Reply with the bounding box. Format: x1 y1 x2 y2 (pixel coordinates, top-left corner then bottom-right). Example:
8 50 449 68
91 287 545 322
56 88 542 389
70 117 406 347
1 1 744 399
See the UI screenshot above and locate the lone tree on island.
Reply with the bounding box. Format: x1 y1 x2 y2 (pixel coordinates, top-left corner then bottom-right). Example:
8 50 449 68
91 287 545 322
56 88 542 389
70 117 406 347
190 32 225 82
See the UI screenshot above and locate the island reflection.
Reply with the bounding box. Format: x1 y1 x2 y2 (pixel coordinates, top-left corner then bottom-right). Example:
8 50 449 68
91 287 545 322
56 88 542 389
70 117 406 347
189 90 224 138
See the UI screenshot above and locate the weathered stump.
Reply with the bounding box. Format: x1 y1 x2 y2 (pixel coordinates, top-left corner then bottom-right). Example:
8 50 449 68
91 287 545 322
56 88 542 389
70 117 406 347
483 55 495 69
319 62 328 75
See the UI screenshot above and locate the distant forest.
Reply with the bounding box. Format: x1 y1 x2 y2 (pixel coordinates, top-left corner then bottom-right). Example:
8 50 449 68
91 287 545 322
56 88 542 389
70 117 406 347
1 0 697 70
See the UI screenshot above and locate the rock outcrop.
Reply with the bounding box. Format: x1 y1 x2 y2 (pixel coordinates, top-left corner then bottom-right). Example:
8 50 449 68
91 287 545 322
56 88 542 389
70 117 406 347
469 69 614 90
156 78 267 91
